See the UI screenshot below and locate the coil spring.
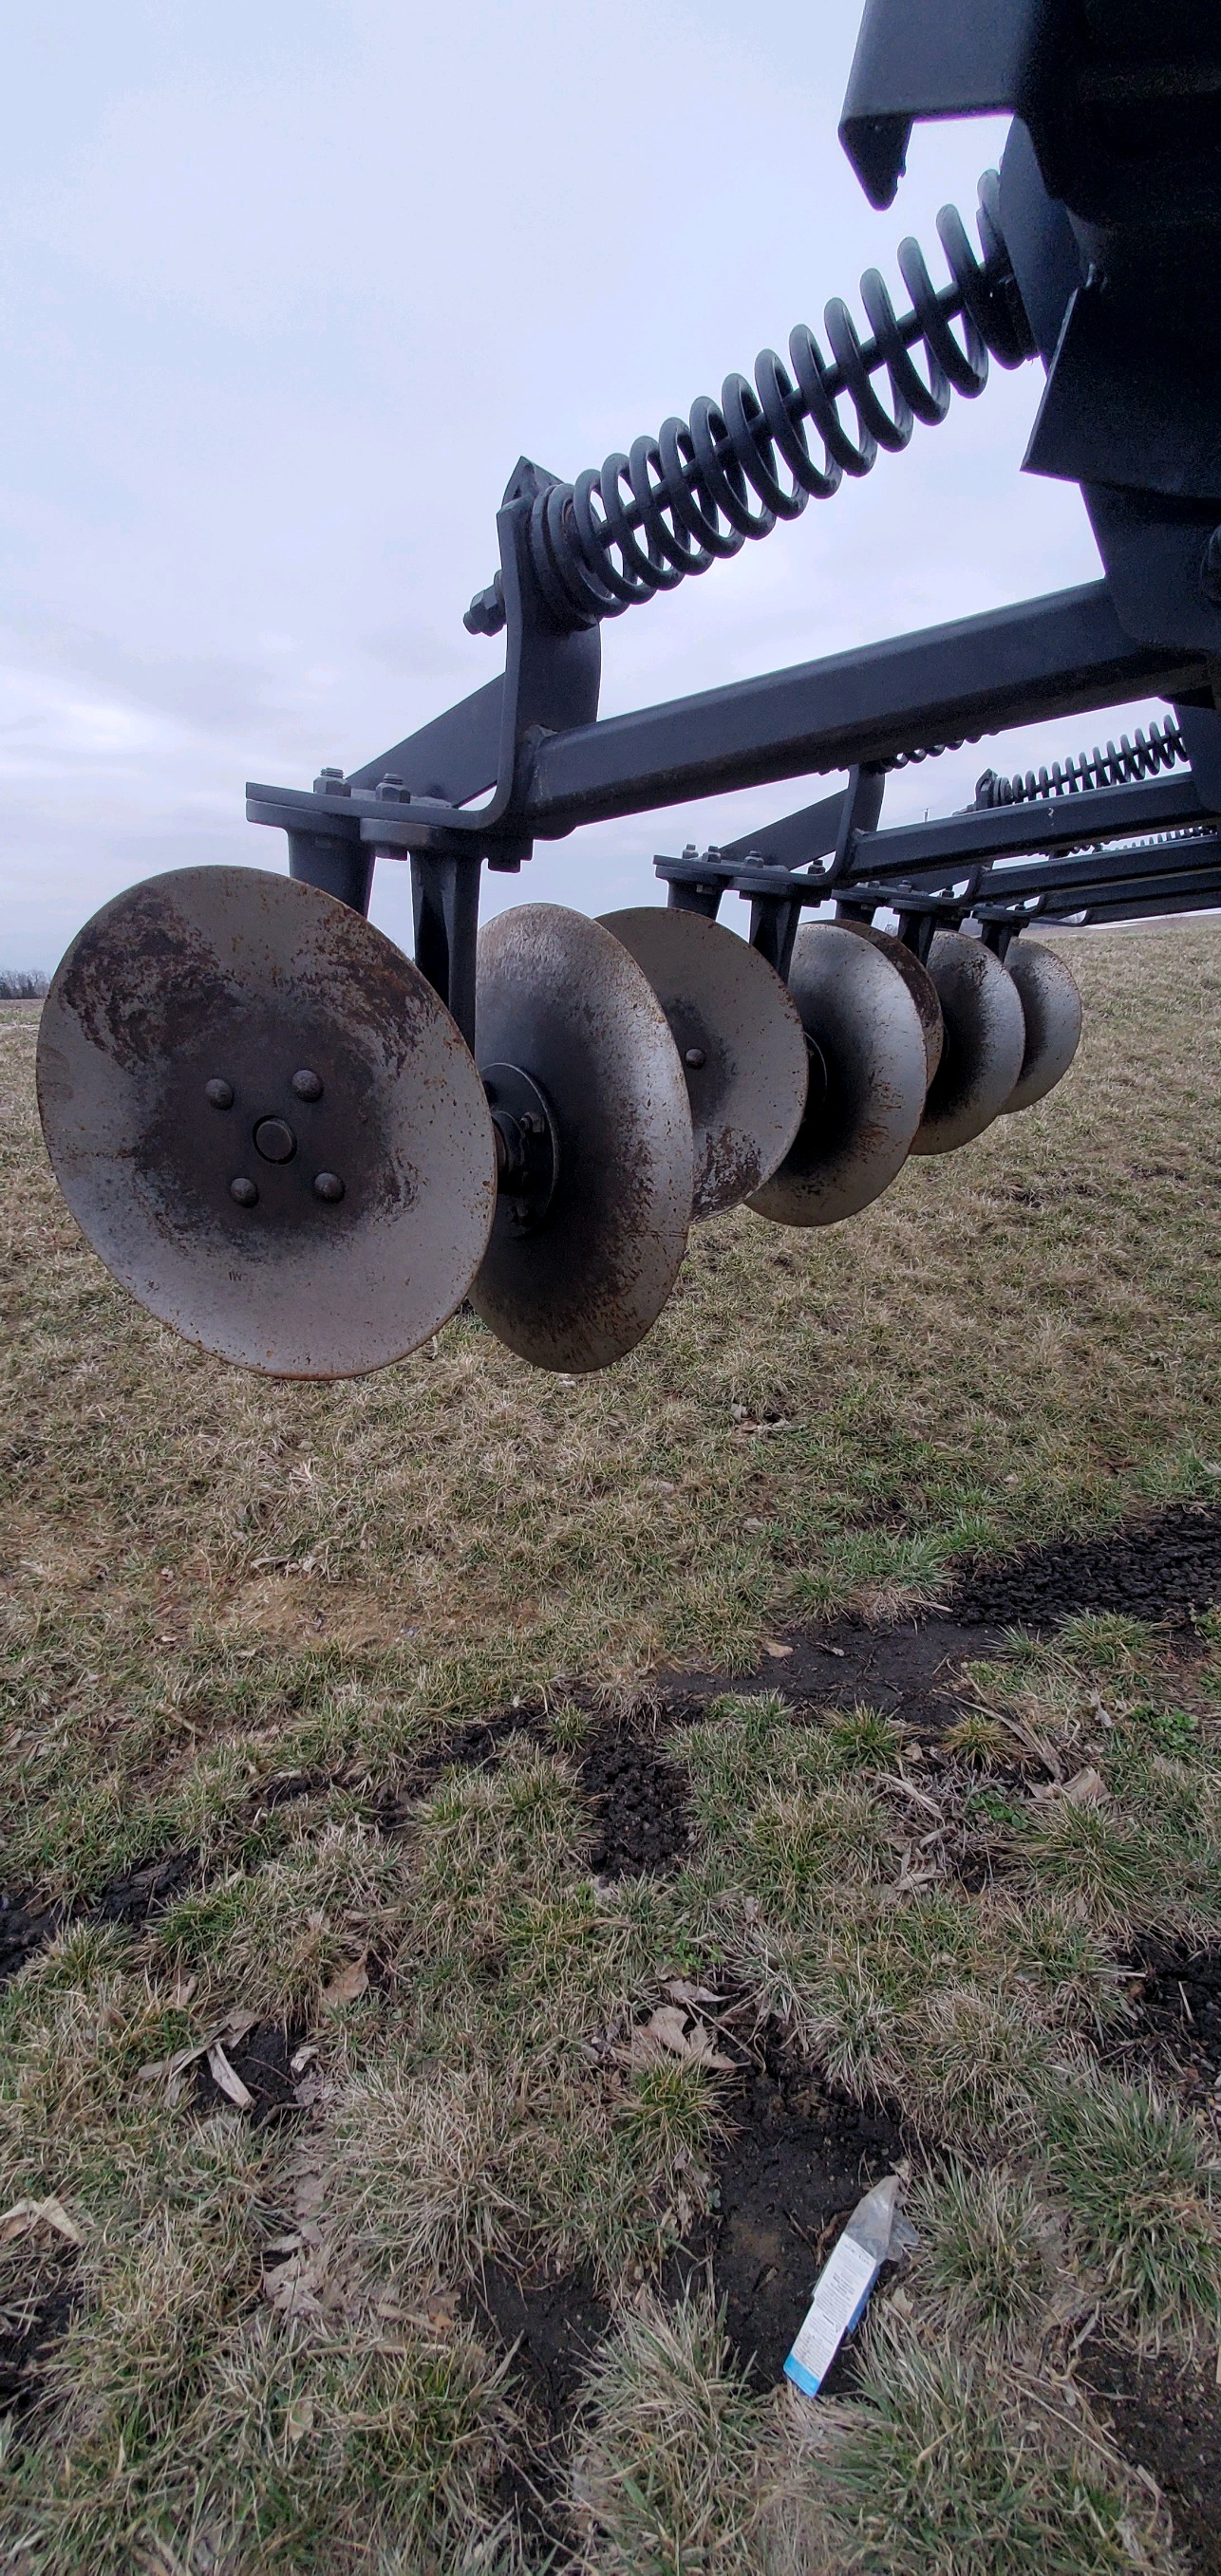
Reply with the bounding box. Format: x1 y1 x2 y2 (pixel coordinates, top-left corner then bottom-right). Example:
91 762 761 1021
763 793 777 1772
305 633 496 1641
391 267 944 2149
974 719 1188 809
468 173 1034 636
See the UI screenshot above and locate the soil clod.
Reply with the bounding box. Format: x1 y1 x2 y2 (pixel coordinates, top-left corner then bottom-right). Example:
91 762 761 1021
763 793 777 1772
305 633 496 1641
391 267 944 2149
956 1502 1221 1633
579 1725 691 1876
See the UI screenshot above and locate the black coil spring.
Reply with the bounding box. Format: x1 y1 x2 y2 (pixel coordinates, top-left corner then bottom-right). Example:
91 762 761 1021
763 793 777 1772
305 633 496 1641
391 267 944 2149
470 174 1033 635
974 719 1188 808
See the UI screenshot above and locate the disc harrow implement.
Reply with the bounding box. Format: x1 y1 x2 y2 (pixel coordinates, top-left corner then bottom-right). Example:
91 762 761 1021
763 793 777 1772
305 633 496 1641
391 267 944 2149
34 0 1221 1377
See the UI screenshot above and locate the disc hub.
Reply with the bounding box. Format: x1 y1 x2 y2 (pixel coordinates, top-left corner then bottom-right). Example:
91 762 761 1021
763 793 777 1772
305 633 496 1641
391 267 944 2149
482 1061 559 1233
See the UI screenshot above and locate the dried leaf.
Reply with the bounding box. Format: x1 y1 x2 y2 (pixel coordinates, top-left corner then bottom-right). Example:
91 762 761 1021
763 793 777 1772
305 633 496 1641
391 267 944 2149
284 2394 314 2446
762 1638 793 1658
0 2195 84 2246
1060 1766 1107 1806
290 2043 319 2078
665 1978 721 2007
207 2043 254 2110
219 2007 260 2043
643 2005 690 2055
320 1952 368 2011
625 2006 734 2073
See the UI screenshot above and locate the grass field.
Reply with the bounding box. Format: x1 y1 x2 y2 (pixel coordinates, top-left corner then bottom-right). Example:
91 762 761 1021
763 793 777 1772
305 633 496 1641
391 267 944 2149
2 924 1221 2572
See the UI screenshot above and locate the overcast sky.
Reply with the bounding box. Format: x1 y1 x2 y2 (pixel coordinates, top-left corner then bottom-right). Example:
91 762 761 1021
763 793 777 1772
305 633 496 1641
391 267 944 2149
1 0 1161 969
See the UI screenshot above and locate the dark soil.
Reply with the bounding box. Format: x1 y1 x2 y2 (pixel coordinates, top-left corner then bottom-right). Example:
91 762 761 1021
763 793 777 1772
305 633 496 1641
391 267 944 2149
955 1502 1221 1633
0 1848 197 1985
192 2021 304 2124
477 2256 610 2437
669 1610 992 1740
90 1848 197 1925
579 1724 691 1877
667 1501 1221 1744
1080 2340 1221 2576
0 1894 68 1986
679 2026 910 2392
1117 1935 1221 2094
376 1703 548 1831
0 2250 77 2418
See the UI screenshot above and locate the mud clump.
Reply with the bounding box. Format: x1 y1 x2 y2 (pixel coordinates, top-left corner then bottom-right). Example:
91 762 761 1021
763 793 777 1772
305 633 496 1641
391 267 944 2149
580 1726 691 1877
956 1503 1221 1632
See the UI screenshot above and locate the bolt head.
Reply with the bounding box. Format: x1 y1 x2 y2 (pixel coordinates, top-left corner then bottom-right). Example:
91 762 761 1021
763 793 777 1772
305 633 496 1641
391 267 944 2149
375 773 410 802
685 1046 706 1070
312 766 350 796
205 1077 235 1110
254 1117 297 1165
313 1170 345 1203
291 1069 324 1103
230 1175 258 1206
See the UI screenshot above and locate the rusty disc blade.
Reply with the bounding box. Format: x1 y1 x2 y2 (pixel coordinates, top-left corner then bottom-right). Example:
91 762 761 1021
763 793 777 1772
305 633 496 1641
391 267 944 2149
910 929 1026 1155
840 920 944 1087
747 921 927 1227
36 866 497 1378
471 904 692 1372
598 906 807 1217
1000 939 1082 1113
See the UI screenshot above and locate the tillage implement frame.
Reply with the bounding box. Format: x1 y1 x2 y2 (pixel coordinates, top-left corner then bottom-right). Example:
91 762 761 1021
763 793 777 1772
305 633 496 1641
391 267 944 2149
36 1 1221 1378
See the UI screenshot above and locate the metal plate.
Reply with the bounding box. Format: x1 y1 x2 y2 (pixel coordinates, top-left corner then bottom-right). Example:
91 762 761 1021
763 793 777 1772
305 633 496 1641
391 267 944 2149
910 929 1027 1156
747 921 928 1226
36 866 497 1378
841 920 944 1087
598 907 807 1217
1001 939 1083 1113
471 904 692 1372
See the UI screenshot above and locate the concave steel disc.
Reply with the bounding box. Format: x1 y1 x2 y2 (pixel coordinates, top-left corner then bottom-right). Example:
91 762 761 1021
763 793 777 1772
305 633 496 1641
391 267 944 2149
910 929 1027 1156
36 866 497 1379
471 904 693 1372
747 921 928 1227
597 906 807 1217
841 920 944 1087
1000 940 1082 1113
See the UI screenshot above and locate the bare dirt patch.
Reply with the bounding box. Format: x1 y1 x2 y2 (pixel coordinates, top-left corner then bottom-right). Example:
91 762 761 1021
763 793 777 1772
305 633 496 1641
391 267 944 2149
1117 1937 1221 2097
0 1848 197 1984
678 2029 910 2392
192 2020 306 2124
579 1724 691 1877
954 1502 1221 1633
0 2247 77 2420
1080 2342 1221 2576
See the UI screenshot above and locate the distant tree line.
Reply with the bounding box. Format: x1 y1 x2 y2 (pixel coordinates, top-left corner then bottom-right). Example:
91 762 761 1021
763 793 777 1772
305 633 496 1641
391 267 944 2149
0 971 48 999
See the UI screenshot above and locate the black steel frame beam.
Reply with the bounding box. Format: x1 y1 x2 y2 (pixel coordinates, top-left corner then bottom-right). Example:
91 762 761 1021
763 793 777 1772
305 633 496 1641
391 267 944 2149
515 584 1203 840
255 580 1208 866
849 831 1221 914
842 770 1211 881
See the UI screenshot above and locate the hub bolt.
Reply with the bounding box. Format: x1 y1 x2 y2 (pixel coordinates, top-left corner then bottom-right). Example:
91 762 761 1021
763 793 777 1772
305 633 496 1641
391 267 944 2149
230 1176 258 1206
685 1047 706 1069
205 1078 235 1109
313 1171 345 1202
291 1069 324 1102
254 1118 296 1164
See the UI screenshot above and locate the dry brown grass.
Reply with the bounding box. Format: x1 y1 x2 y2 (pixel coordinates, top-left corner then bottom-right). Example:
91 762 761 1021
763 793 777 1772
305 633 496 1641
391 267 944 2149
2 926 1221 2570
